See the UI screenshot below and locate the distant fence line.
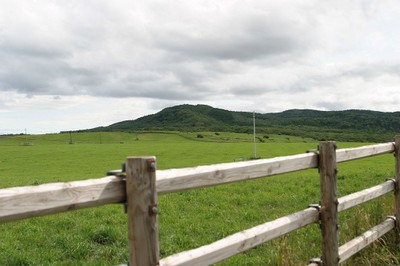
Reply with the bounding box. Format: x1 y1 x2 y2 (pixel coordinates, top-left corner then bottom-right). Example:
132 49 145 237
1 137 400 265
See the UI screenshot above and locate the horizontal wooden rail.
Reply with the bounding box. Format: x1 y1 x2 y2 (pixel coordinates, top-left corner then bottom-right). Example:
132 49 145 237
336 142 394 163
308 218 395 265
0 143 395 224
338 218 395 263
337 180 395 212
0 176 125 223
0 152 318 223
156 153 318 194
159 207 319 266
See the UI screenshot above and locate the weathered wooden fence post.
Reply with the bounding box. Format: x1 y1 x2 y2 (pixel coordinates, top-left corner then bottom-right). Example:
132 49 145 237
125 156 159 266
319 142 339 266
394 135 400 237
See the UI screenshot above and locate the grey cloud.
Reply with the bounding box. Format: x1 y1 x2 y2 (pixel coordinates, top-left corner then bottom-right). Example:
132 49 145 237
0 1 320 100
230 86 274 96
0 51 99 95
1 42 68 59
1 0 399 110
344 62 400 80
157 14 312 62
283 60 400 96
314 101 348 111
98 84 206 101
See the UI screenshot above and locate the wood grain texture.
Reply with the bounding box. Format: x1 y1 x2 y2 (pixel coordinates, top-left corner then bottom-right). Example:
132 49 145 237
338 180 394 212
159 208 319 266
395 136 400 234
126 157 159 266
336 142 394 163
0 176 125 223
338 218 395 263
319 141 339 266
156 152 318 194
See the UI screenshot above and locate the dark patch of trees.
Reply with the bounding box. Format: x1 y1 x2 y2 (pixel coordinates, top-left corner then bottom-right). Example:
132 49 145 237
84 104 400 142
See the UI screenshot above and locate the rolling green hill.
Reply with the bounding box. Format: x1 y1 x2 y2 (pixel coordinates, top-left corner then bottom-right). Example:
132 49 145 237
86 104 400 142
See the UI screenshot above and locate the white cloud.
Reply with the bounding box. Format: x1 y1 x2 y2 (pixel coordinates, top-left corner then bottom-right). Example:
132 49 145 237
0 92 154 134
0 0 400 133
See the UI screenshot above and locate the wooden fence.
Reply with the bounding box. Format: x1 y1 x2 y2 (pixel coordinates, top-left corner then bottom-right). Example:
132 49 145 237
1 136 400 265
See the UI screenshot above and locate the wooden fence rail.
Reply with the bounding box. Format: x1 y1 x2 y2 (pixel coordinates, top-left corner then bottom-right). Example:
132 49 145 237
0 139 398 265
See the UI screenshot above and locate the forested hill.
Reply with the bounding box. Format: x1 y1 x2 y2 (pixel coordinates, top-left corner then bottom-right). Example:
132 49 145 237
88 104 400 142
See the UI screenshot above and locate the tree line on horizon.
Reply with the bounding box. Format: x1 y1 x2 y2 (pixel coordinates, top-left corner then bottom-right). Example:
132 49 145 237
83 104 400 143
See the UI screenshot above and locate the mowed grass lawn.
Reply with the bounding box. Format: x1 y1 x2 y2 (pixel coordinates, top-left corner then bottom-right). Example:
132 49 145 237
0 132 398 265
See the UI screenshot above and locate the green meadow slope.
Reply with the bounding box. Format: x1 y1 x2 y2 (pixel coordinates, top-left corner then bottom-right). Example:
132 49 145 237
0 132 399 265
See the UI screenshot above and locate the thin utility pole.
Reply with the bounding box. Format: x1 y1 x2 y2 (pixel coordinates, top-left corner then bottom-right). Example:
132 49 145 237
253 112 257 159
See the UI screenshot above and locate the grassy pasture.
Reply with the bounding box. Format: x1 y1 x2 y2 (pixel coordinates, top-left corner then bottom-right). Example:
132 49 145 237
0 132 398 265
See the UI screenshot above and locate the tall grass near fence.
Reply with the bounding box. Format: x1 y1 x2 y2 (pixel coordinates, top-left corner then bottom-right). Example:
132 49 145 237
0 132 397 265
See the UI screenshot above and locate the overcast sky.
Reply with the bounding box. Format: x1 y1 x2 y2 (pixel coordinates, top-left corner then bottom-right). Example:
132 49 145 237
1 1 400 134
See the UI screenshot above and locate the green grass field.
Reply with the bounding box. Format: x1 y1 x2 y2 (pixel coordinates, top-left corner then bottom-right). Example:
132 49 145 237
0 132 398 265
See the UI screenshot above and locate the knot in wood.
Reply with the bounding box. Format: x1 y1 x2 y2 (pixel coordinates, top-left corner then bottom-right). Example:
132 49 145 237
149 204 158 215
147 159 156 172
